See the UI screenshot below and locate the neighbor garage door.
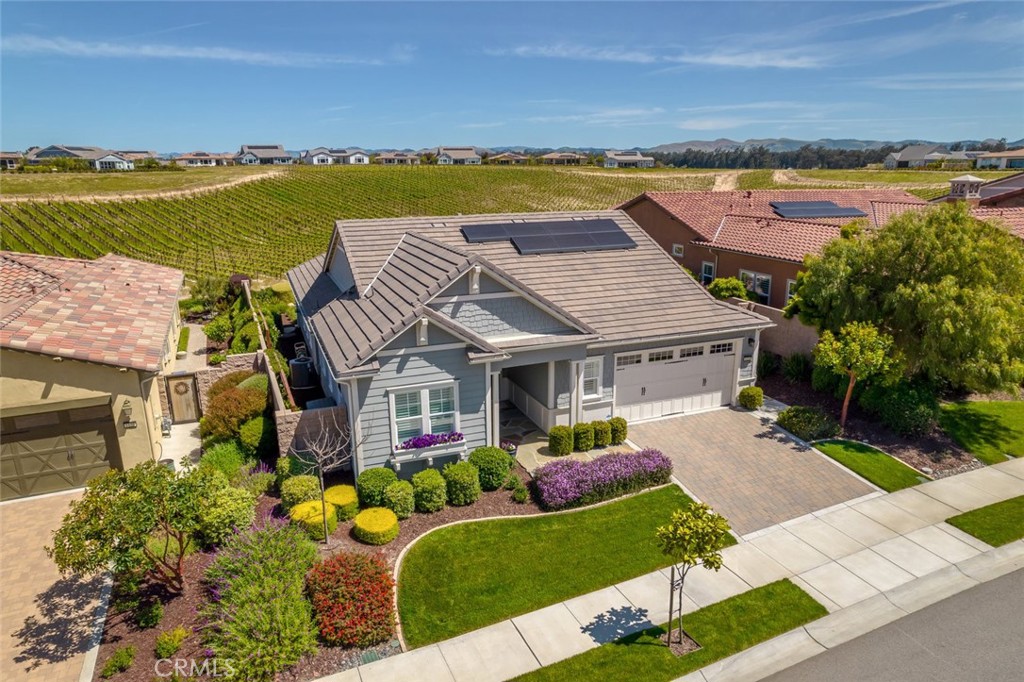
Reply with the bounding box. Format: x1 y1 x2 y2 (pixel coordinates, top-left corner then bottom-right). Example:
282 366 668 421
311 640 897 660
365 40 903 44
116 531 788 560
1 405 117 500
614 341 737 422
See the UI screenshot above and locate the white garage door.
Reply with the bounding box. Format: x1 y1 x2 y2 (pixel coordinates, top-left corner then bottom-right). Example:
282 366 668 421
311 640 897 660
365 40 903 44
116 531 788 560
614 341 737 422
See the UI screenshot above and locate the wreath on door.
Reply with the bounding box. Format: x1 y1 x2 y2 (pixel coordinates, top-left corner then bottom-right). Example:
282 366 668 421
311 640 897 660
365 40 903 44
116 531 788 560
173 382 190 396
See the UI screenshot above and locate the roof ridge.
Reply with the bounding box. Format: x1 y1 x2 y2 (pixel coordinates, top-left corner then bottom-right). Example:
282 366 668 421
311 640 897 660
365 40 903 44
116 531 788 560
722 213 844 230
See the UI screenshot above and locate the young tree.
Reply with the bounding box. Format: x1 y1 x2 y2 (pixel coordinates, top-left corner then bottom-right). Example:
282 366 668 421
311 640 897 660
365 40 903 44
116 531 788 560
655 503 731 645
288 409 353 544
47 462 224 591
814 322 900 427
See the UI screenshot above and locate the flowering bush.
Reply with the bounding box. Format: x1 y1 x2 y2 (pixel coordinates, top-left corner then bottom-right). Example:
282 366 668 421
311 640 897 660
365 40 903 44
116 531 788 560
533 449 672 511
306 552 395 648
396 431 464 450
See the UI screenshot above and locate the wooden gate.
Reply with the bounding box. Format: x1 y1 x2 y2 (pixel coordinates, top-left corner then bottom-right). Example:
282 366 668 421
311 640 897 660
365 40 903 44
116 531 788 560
167 375 200 423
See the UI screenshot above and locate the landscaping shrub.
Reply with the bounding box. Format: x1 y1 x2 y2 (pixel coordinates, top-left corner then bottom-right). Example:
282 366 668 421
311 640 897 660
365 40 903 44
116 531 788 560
238 416 275 459
239 462 275 497
468 446 512 491
609 416 628 445
280 474 320 511
323 484 359 520
135 600 163 629
357 467 398 507
208 353 226 366
306 552 395 648
859 381 939 436
811 363 845 396
154 626 189 659
758 351 780 378
708 276 748 300
203 313 233 344
289 500 338 540
199 440 248 480
208 370 255 399
533 449 672 511
276 455 301 486
384 480 415 519
592 420 612 447
548 425 573 456
738 386 764 410
412 468 447 512
236 373 269 394
101 645 135 678
442 461 481 506
199 485 256 548
512 486 530 504
782 353 813 384
573 422 595 452
200 387 266 442
201 518 318 682
230 320 261 354
776 406 841 441
353 508 400 545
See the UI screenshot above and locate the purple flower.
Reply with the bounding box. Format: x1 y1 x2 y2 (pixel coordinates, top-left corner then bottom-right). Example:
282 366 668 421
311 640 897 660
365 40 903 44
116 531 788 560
533 449 672 510
396 431 464 450
249 460 273 475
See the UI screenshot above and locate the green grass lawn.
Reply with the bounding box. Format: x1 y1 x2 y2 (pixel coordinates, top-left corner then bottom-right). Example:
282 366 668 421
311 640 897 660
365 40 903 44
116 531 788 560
815 439 928 492
511 580 826 682
946 495 1024 547
939 401 1024 465
398 486 730 647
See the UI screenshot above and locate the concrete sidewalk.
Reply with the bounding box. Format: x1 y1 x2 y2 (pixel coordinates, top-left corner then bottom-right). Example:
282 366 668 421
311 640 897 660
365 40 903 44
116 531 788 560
317 456 1024 682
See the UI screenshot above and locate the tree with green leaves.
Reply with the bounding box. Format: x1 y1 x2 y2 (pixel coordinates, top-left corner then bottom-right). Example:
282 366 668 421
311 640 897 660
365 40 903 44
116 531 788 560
47 462 225 592
655 503 731 645
814 322 900 427
786 202 1024 393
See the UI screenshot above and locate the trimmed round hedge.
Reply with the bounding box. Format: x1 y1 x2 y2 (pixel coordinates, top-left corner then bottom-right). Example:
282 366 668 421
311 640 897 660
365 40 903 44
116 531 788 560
353 508 400 545
548 425 573 456
609 417 628 445
442 461 481 506
573 422 595 452
738 386 764 410
384 481 414 519
411 468 446 512
468 446 512 491
357 467 398 508
290 500 338 540
280 474 320 511
324 484 359 520
592 421 612 448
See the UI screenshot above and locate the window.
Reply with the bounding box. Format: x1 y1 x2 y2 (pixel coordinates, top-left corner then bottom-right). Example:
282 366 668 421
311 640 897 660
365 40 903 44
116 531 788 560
616 353 642 368
390 383 459 445
648 350 674 362
701 261 715 286
671 243 686 258
393 390 423 441
710 342 734 355
583 358 603 399
786 279 798 302
739 270 772 305
679 346 704 358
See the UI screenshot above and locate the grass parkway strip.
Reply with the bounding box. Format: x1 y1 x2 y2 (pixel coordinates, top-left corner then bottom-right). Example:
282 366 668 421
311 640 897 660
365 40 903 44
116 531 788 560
814 439 928 492
946 495 1024 547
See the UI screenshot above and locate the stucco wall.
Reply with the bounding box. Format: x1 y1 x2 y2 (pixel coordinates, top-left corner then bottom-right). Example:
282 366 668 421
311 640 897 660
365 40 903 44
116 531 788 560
727 299 819 357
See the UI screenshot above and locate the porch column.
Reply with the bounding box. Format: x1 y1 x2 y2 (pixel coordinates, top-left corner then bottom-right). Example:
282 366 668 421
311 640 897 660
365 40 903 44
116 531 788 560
547 361 555 409
569 360 583 424
490 371 501 446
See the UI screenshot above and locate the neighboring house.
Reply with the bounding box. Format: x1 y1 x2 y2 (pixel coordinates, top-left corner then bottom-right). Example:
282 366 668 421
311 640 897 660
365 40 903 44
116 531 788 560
287 210 771 477
0 152 23 170
0 252 183 500
115 150 159 163
27 145 135 170
880 144 980 169
620 189 927 309
375 151 421 165
971 207 1024 241
490 152 529 165
236 144 293 165
540 152 586 165
174 151 235 167
931 172 1024 207
604 150 655 169
975 149 1024 170
436 147 482 165
301 148 370 165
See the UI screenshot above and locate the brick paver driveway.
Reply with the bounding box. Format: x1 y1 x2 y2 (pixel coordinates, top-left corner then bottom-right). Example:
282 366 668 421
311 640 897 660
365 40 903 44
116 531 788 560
1 492 106 682
630 409 874 535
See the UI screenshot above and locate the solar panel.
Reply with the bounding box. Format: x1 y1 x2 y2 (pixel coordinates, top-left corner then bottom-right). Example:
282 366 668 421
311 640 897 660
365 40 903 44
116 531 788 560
461 223 510 242
771 201 867 219
467 218 637 254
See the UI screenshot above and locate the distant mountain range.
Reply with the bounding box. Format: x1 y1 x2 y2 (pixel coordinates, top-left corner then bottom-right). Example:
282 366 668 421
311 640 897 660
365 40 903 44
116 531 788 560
646 137 1024 154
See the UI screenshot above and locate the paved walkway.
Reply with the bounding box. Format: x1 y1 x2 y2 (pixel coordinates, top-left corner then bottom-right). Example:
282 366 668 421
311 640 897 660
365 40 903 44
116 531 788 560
630 409 875 535
316 457 1024 682
0 491 106 682
171 323 209 373
161 422 202 470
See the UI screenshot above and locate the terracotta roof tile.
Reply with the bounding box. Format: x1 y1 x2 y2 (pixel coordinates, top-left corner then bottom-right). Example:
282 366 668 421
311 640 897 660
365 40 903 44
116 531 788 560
692 215 842 263
972 207 1024 240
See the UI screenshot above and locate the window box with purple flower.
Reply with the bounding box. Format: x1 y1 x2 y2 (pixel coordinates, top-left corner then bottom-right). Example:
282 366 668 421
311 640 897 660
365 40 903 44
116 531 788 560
392 432 467 464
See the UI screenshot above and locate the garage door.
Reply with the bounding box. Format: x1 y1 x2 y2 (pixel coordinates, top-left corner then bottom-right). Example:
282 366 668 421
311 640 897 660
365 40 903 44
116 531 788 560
1 405 117 500
614 341 737 422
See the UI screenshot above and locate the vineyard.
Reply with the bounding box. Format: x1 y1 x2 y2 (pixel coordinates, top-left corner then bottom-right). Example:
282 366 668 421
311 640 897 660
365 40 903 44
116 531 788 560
0 166 714 282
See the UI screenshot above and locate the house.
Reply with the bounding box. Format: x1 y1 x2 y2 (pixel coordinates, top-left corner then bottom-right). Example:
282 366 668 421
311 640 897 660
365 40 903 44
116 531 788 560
620 190 927 309
0 152 23 170
879 144 981 169
436 147 482 165
971 207 1024 242
490 152 529 165
0 252 184 500
174 151 235 167
301 148 371 165
375 151 421 165
287 211 772 477
540 152 587 165
236 144 293 165
115 150 159 163
975 149 1024 170
932 172 1024 207
604 150 655 169
26 145 135 170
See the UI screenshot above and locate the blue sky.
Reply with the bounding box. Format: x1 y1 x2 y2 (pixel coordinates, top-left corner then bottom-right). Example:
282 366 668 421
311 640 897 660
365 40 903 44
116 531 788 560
2 1 1022 151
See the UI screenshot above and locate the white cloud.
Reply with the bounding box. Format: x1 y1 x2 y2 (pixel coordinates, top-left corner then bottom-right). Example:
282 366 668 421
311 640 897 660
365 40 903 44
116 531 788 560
857 68 1024 91
677 101 810 114
676 118 753 131
665 50 823 69
527 107 666 127
486 43 656 64
461 122 506 129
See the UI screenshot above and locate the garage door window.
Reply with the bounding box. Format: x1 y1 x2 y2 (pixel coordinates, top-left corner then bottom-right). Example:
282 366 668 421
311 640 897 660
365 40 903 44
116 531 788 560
583 358 603 399
616 354 642 367
679 346 704 358
648 350 673 362
710 342 734 354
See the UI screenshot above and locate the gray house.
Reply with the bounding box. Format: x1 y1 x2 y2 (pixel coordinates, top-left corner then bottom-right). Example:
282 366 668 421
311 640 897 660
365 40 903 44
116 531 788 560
288 211 771 477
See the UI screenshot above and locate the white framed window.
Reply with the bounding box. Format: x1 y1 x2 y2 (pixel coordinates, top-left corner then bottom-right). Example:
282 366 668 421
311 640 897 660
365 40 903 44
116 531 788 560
671 243 686 258
583 358 603 400
710 342 734 355
389 382 460 446
679 346 704 358
739 269 772 305
701 261 715 285
786 279 798 302
615 353 642 368
648 350 674 362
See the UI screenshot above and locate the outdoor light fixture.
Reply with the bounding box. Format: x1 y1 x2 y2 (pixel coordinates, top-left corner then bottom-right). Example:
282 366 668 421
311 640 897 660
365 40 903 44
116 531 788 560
121 400 138 429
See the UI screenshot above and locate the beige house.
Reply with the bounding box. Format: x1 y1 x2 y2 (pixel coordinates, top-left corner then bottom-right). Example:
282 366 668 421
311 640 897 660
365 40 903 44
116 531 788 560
1 252 183 500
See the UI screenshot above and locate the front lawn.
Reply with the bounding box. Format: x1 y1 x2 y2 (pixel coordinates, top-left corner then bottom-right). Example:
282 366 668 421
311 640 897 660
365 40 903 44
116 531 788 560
815 439 927 492
511 580 826 682
946 495 1024 547
939 401 1024 465
398 485 726 647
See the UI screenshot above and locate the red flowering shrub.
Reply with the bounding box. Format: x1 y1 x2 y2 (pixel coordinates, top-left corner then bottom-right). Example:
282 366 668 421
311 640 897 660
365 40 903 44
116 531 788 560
306 552 395 647
200 387 266 442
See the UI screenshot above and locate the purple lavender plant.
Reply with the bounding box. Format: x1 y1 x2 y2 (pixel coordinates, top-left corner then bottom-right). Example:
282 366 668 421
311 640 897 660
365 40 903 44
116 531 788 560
533 448 672 510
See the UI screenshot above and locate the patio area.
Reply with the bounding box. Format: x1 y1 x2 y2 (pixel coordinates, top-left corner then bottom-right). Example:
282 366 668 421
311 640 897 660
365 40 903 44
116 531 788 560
501 402 634 472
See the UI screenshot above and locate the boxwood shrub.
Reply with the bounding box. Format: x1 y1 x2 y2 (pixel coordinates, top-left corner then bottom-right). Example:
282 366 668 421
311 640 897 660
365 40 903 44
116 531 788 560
592 421 612 447
306 552 395 648
238 416 275 459
323 484 359 520
468 446 512 490
352 508 400 545
548 425 573 456
776 406 841 441
280 474 320 512
289 500 338 541
533 449 673 511
738 386 764 410
573 422 595 452
411 468 447 512
859 381 938 436
357 467 398 508
384 480 415 519
199 485 256 548
609 416 628 445
442 461 481 506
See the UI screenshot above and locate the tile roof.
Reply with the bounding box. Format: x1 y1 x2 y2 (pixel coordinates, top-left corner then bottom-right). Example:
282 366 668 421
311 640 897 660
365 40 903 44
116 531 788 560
238 144 290 159
930 171 1024 203
977 149 1024 159
692 216 843 263
972 207 1024 240
289 211 771 377
0 252 183 372
437 147 481 160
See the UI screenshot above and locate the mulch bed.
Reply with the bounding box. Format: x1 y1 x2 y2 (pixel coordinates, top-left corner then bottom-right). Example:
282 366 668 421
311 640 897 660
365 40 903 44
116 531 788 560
661 629 701 657
758 375 983 477
93 466 540 681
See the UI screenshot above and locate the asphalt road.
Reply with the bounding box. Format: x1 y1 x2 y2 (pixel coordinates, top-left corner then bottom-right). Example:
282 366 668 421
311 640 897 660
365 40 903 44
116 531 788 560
764 568 1024 682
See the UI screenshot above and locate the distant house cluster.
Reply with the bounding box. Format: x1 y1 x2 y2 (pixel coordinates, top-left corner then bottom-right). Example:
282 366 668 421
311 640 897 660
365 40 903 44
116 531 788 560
12 145 159 171
882 144 984 170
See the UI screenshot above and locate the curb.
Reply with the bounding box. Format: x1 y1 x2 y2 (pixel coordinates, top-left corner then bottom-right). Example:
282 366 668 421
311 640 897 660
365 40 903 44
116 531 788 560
78 573 113 682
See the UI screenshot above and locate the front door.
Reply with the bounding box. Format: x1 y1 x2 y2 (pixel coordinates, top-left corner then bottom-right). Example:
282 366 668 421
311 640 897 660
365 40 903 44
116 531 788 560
167 375 200 423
